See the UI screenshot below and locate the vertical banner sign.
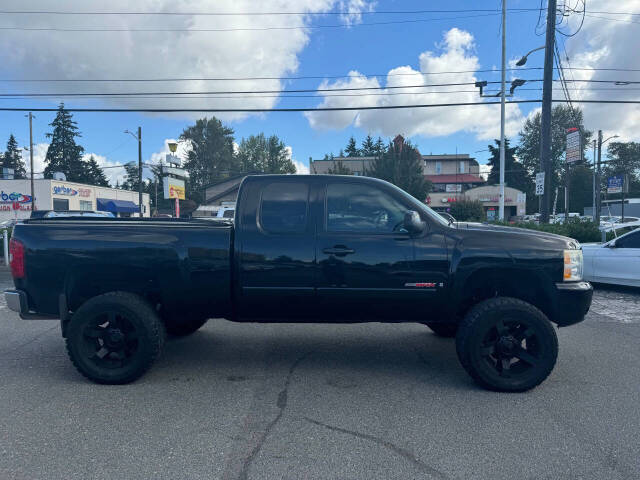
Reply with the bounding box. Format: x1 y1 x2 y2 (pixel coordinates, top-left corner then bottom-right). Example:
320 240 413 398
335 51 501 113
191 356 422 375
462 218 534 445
535 172 545 196
607 175 624 194
566 127 582 163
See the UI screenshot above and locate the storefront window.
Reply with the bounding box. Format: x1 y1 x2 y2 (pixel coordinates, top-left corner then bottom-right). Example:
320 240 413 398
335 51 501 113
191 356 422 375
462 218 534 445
53 198 69 211
79 200 92 211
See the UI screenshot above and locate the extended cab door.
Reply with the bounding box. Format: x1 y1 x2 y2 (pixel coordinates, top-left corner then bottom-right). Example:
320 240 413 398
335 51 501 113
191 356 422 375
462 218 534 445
235 177 318 319
315 179 449 321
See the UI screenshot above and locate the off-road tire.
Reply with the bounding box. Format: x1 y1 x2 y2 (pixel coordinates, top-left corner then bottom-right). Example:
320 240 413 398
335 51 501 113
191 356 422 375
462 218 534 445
65 292 165 384
456 297 558 392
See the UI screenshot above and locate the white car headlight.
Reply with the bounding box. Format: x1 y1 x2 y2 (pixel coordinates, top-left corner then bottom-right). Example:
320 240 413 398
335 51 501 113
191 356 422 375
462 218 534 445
564 249 583 282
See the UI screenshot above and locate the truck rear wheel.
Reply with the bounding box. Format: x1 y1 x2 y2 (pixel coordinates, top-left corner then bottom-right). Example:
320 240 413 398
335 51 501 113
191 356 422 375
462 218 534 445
455 297 558 392
65 292 165 384
164 316 208 337
424 322 458 338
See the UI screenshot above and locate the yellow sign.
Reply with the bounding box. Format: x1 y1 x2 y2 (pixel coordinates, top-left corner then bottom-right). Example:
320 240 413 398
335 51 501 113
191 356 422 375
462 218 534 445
169 185 185 200
163 176 185 200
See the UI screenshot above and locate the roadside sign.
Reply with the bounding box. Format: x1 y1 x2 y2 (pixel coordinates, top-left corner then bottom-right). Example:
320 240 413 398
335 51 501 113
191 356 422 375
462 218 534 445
163 176 185 200
607 175 624 194
535 172 545 196
566 127 582 163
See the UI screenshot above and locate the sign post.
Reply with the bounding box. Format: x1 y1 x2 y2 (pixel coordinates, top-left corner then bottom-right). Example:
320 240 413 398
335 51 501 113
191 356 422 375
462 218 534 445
535 172 545 196
163 142 186 218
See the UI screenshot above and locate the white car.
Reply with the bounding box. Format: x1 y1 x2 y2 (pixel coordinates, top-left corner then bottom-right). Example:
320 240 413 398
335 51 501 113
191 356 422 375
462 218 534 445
582 228 640 287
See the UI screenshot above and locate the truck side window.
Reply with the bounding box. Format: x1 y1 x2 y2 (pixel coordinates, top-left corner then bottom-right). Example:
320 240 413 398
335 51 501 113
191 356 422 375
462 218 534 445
326 183 407 233
260 182 309 234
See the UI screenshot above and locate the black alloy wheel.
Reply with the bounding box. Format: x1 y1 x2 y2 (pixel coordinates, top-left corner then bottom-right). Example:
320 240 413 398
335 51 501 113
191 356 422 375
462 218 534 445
456 297 558 392
80 312 140 370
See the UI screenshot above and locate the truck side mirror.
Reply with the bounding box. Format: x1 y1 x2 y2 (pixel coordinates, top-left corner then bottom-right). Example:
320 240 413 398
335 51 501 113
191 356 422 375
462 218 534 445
403 210 425 234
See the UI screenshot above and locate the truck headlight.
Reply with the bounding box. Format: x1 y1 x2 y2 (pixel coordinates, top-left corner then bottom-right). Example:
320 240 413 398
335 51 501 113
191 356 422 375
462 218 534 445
563 249 583 281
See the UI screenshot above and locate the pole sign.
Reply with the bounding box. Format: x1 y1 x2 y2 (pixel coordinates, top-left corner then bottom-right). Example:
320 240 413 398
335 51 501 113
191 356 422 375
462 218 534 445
566 127 582 163
607 175 624 194
163 176 186 200
535 172 545 196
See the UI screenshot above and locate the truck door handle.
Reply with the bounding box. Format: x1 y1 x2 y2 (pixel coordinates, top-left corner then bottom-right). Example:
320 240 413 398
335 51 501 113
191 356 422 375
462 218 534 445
323 245 355 256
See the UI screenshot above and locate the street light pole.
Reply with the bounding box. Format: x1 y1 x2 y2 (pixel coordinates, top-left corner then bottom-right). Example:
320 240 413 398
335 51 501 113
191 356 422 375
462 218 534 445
498 0 506 221
137 126 143 217
27 112 36 211
540 0 557 223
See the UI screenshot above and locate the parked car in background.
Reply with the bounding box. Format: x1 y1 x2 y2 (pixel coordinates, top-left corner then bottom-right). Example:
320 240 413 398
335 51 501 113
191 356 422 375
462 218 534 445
30 210 115 219
582 228 640 287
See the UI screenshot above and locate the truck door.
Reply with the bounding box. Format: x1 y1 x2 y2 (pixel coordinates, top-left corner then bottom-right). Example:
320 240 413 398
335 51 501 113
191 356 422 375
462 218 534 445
315 180 448 321
236 179 318 319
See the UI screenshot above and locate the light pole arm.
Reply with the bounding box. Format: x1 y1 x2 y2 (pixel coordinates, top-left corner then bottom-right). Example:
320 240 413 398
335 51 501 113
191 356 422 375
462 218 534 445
515 45 545 66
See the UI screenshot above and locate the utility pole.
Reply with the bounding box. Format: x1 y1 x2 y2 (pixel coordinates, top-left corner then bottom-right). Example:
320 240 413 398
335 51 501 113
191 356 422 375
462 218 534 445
137 126 143 217
592 139 596 221
28 112 36 211
498 0 506 220
595 129 602 224
539 0 557 223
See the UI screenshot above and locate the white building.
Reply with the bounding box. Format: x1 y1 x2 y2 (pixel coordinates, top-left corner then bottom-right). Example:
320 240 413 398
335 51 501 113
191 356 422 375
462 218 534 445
0 179 150 221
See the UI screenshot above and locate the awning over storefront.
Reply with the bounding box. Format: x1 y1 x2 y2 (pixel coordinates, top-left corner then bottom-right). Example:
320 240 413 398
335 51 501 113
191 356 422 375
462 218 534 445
97 198 138 213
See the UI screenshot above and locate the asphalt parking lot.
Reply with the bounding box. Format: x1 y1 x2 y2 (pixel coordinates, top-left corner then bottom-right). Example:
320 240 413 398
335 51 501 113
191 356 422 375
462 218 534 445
1 268 639 480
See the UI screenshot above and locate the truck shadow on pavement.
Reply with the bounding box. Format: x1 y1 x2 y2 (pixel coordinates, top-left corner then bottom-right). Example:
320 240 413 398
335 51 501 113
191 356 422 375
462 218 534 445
155 321 472 391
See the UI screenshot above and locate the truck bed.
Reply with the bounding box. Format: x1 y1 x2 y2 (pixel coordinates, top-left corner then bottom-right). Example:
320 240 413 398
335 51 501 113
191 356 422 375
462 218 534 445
11 218 233 319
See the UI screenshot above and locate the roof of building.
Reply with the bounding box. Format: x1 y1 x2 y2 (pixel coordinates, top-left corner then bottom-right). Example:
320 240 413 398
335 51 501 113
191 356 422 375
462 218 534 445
426 174 485 184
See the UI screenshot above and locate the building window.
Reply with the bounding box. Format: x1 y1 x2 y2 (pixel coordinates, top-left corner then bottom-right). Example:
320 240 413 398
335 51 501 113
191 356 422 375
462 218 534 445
435 161 442 174
79 200 92 211
459 161 465 173
53 198 69 211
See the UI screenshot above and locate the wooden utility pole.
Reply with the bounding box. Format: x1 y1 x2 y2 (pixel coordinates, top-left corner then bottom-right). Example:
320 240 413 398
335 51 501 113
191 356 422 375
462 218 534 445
539 0 557 223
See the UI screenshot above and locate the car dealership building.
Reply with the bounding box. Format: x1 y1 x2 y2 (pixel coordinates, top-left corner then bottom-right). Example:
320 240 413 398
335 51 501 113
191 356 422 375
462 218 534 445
0 179 151 221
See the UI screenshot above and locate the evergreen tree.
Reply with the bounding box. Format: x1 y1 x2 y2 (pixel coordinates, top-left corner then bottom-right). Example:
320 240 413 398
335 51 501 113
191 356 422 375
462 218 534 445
180 117 236 203
361 134 376 156
3 134 27 178
368 138 430 201
82 155 110 187
338 149 345 157
487 138 535 214
121 162 141 192
44 103 87 181
517 105 592 203
374 136 387 157
236 133 296 174
345 136 360 157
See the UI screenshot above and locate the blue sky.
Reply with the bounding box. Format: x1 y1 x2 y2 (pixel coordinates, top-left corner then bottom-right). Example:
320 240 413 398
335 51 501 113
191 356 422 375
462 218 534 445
0 0 637 183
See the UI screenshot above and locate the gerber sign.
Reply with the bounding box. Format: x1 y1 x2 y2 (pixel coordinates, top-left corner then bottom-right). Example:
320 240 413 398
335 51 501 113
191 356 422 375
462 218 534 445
52 185 78 196
0 191 33 211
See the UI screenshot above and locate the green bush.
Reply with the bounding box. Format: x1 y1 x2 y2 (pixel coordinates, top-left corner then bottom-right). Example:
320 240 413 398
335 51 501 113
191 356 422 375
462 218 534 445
448 199 485 222
490 218 602 243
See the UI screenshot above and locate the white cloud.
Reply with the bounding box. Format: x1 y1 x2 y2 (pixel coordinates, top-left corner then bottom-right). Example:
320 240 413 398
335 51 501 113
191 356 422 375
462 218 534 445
339 0 376 26
561 0 640 142
304 28 525 140
0 0 373 121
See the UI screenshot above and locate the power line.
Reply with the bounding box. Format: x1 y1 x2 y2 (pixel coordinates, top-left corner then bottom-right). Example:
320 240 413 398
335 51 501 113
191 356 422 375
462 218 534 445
6 78 640 98
0 80 521 97
3 67 639 84
0 13 529 33
0 8 542 16
0 99 638 114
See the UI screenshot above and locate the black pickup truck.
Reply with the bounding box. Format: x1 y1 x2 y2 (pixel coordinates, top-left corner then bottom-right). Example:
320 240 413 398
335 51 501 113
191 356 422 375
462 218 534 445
5 175 592 391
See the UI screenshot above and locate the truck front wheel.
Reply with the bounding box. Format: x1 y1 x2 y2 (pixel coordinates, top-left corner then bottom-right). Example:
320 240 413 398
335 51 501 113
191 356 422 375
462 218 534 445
455 297 558 392
65 292 165 384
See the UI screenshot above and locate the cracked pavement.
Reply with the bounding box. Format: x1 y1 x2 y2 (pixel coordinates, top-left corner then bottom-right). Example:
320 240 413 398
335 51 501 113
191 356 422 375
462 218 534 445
1 267 639 479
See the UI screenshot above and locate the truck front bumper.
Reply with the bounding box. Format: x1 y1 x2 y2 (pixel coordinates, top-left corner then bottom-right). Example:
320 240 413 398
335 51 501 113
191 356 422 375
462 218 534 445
4 289 58 320
553 281 593 327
